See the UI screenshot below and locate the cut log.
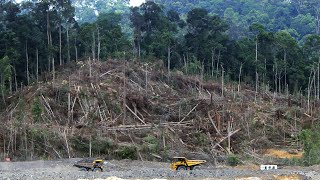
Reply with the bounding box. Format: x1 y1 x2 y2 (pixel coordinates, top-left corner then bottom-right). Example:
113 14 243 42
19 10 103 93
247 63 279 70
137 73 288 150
125 104 146 124
208 112 221 135
212 128 241 149
177 103 199 125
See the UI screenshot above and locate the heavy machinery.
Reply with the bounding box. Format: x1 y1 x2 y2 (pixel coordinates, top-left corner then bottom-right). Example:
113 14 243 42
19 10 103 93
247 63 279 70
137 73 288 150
170 157 206 170
73 158 104 172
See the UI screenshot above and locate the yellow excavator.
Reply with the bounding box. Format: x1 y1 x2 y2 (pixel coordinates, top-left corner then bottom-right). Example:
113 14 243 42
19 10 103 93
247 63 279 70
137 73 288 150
170 157 206 170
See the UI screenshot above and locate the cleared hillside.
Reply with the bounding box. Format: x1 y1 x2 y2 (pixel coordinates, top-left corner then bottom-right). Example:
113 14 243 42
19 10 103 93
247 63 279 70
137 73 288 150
0 59 315 163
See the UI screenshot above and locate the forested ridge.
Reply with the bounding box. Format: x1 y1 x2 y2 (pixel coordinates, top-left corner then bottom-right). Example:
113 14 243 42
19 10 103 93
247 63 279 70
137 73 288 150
2 0 320 162
1 0 320 100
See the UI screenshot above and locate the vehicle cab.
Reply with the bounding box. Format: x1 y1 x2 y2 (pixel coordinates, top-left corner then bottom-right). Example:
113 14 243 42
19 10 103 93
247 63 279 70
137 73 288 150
170 157 187 170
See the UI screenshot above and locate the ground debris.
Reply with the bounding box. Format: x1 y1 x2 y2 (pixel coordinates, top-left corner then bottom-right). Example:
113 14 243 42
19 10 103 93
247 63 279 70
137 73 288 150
273 174 311 180
0 60 312 162
264 149 303 159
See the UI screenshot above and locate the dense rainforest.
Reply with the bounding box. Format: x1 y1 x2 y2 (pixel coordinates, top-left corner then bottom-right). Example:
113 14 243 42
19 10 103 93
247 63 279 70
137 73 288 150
2 0 320 163
1 0 320 102
0 0 320 104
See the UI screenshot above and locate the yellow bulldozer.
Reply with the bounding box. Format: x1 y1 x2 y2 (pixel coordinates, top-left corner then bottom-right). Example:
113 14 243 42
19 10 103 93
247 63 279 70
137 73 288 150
170 157 206 170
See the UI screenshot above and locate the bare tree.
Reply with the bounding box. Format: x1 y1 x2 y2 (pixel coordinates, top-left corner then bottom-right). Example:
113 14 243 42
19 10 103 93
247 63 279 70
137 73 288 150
317 56 320 100
238 63 243 92
59 22 62 66
307 68 315 114
47 11 51 72
66 24 70 63
211 48 216 77
74 36 78 62
52 57 55 82
221 64 224 97
92 31 96 61
25 41 30 85
145 64 148 96
284 50 288 97
216 49 221 79
46 9 54 83
255 37 258 101
89 57 92 77
227 120 231 154
123 62 127 124
36 48 39 83
167 46 171 76
97 27 101 62
183 54 188 74
89 135 92 157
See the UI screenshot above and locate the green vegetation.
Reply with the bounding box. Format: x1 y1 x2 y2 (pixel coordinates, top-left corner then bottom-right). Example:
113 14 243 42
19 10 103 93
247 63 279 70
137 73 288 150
71 136 114 156
280 158 303 166
300 126 320 166
142 134 159 153
1 0 320 97
195 132 209 147
32 97 42 122
116 146 137 160
227 154 241 166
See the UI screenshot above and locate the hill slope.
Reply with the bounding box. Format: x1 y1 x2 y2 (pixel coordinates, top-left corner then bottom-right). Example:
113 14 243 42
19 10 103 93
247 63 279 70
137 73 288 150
0 59 313 162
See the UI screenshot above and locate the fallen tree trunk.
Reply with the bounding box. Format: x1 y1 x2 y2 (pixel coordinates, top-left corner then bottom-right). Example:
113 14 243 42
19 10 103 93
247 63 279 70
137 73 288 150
212 128 241 149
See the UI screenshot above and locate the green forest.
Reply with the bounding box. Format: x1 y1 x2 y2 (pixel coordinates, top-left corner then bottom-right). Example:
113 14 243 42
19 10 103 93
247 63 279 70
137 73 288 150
1 0 320 105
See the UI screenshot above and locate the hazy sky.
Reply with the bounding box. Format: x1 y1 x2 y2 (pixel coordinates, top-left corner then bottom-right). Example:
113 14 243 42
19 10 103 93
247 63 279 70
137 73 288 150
15 0 145 7
130 0 145 7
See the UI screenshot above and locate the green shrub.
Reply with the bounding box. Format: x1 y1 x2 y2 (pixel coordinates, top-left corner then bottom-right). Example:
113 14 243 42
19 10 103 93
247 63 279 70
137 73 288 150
227 154 241 166
111 103 122 114
142 135 159 153
195 132 209 147
116 146 137 160
300 126 320 166
185 60 201 75
32 97 42 122
143 135 157 144
71 136 113 155
91 138 113 154
280 158 303 166
15 98 26 125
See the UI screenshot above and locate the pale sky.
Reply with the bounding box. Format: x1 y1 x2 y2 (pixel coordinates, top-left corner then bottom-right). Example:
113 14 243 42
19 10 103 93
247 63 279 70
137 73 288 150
130 0 145 7
15 0 145 7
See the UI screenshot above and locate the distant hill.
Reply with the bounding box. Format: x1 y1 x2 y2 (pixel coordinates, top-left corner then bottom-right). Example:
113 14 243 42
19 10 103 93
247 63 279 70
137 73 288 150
70 0 319 39
153 0 319 39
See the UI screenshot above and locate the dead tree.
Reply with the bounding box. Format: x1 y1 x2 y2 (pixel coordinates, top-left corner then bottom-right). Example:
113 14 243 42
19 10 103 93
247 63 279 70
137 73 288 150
255 36 258 101
36 48 39 83
25 41 30 85
221 65 224 97
167 46 171 76
238 63 243 92
92 31 96 61
211 48 216 77
97 26 101 62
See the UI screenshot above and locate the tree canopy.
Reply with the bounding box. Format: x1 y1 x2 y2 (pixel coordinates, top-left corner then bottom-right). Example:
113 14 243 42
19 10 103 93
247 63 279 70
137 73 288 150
1 0 320 102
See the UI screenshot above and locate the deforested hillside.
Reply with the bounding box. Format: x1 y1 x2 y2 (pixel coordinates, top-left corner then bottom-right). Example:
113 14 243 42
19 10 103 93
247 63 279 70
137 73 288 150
1 59 317 164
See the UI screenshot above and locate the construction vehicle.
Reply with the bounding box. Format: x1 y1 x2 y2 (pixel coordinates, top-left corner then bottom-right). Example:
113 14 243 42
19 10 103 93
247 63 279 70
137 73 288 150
170 157 206 170
73 158 104 172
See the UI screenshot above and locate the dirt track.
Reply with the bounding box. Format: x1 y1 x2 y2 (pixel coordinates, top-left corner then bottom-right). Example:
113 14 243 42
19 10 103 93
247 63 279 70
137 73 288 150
0 159 319 180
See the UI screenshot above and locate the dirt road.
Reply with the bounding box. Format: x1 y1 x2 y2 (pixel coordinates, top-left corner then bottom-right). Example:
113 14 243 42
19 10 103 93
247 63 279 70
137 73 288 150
0 159 318 180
